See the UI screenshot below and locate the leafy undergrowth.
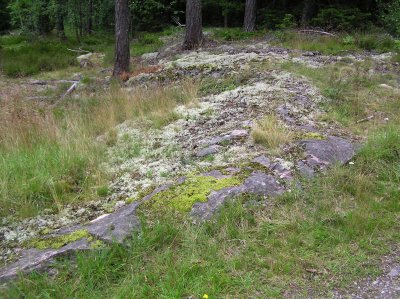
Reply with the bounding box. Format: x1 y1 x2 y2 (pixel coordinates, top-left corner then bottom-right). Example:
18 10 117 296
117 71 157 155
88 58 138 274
2 125 399 298
0 82 198 218
210 27 266 41
0 33 114 77
272 31 400 56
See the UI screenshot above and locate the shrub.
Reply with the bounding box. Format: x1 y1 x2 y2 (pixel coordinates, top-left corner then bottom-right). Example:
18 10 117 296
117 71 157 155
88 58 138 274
212 27 262 41
311 7 371 31
378 0 400 36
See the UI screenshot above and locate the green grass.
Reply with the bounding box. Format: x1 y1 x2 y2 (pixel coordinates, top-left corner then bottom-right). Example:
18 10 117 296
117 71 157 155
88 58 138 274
198 72 251 96
272 31 399 55
273 60 400 130
210 27 266 41
0 40 78 77
2 124 399 298
0 81 198 218
0 33 115 77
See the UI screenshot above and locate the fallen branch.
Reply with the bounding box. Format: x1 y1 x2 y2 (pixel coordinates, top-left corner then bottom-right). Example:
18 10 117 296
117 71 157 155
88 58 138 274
67 48 90 53
172 16 185 27
356 115 374 124
28 79 79 85
62 81 78 98
299 30 337 37
26 96 50 100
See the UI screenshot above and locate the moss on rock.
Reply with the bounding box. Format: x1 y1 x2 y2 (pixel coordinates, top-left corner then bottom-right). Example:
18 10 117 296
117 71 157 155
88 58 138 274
145 175 243 212
301 132 326 140
25 229 91 250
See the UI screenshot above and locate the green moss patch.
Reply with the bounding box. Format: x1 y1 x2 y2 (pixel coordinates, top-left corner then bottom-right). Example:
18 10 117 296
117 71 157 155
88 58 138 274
301 132 326 140
145 175 243 212
26 229 91 250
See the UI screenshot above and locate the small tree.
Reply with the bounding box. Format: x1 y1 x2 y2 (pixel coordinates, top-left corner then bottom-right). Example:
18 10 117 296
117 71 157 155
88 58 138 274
243 0 256 32
113 0 130 77
183 0 203 50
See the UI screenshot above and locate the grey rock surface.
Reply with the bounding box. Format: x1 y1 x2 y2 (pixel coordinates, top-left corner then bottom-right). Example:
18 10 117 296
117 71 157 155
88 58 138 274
253 155 271 168
191 172 283 220
87 202 141 243
196 145 222 157
141 52 159 61
301 136 356 166
0 239 90 282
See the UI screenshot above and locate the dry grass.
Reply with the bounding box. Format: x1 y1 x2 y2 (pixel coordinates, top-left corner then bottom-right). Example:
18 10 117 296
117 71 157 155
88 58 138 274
251 114 293 150
0 80 199 218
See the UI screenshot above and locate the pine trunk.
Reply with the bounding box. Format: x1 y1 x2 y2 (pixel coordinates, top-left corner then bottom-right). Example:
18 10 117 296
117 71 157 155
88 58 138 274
243 0 257 32
183 0 203 50
301 0 314 27
113 0 130 77
87 0 93 34
55 0 65 39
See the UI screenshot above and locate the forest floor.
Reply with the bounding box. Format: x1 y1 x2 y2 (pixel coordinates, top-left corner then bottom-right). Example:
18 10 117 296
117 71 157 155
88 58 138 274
0 29 399 298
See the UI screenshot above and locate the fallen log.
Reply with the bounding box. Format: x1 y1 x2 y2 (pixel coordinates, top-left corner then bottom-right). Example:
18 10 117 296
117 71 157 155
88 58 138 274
299 30 337 37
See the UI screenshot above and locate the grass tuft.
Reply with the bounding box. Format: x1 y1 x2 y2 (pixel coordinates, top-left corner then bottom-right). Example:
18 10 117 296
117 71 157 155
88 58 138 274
251 114 293 150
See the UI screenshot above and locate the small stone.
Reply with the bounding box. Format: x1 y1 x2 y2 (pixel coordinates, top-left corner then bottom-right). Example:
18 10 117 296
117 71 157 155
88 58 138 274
297 161 315 178
207 135 231 146
252 156 271 168
196 145 221 157
141 52 159 60
379 83 393 90
229 129 248 139
388 266 400 278
115 201 125 209
242 120 253 128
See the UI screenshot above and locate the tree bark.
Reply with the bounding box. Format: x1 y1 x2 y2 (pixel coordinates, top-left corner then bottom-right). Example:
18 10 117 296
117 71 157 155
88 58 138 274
301 0 315 27
223 14 228 28
55 0 66 39
113 0 130 77
243 0 257 32
87 0 93 34
183 0 203 50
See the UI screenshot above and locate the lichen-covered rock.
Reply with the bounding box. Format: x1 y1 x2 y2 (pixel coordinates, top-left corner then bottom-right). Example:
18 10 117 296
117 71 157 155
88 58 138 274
191 172 284 220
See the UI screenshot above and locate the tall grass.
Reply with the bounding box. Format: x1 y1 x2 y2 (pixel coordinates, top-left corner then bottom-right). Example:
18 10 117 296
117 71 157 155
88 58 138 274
0 81 198 218
3 124 399 298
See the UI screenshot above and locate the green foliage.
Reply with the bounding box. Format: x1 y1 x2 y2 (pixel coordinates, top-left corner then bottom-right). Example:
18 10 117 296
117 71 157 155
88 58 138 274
212 27 264 41
311 7 371 31
0 39 77 77
273 31 398 56
277 14 296 30
131 32 164 56
0 0 11 32
378 0 400 36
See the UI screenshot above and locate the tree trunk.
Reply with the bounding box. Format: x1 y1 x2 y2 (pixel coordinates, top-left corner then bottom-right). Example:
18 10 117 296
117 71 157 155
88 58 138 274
87 0 93 34
301 0 315 27
79 2 83 37
223 14 228 28
55 0 66 39
243 0 257 32
113 0 130 77
183 0 203 50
